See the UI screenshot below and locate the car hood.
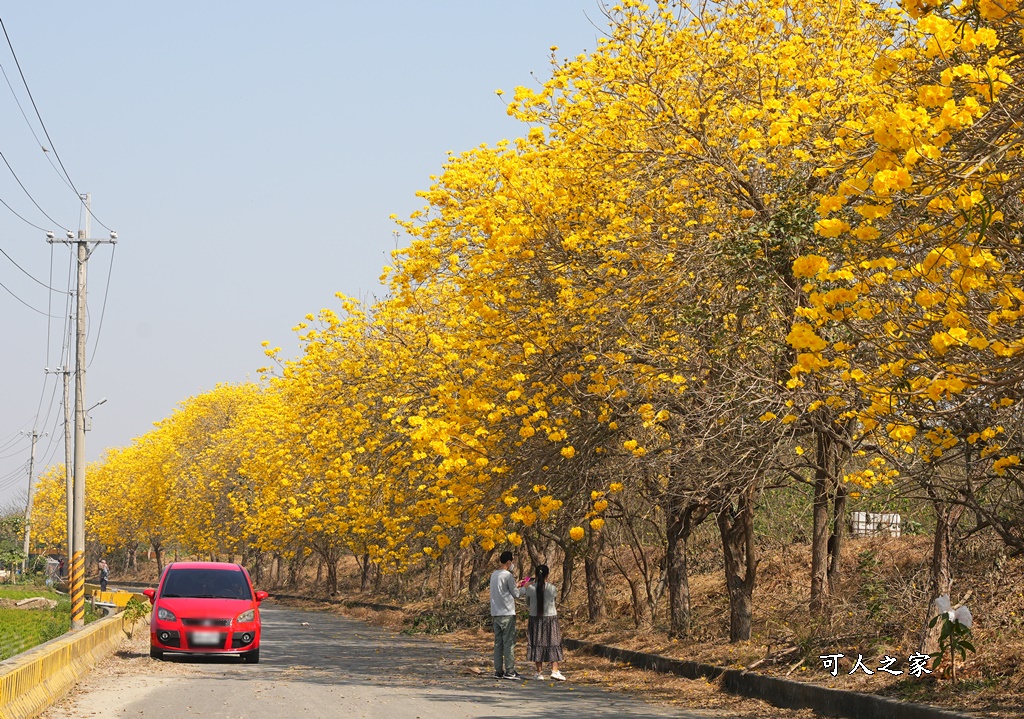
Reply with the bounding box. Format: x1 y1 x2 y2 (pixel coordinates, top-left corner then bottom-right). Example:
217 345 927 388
156 596 255 619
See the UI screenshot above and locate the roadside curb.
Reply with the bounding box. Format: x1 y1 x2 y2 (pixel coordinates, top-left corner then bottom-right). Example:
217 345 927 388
0 613 139 719
562 639 974 719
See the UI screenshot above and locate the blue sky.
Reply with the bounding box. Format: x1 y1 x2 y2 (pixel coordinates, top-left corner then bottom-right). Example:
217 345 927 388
0 2 605 506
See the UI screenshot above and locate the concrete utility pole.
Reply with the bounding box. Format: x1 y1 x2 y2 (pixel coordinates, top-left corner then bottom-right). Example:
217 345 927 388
21 429 41 575
47 193 117 630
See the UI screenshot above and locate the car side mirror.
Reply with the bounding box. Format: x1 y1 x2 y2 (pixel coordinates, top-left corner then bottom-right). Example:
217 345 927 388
255 590 269 604
142 588 156 603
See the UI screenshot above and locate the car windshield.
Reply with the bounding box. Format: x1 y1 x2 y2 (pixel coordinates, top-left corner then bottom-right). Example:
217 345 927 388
160 568 252 600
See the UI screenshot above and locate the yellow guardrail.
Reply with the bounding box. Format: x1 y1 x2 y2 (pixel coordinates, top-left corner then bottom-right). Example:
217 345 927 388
0 591 144 719
84 584 139 609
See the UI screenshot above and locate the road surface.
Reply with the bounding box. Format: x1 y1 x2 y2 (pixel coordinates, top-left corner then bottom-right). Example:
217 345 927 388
44 603 736 719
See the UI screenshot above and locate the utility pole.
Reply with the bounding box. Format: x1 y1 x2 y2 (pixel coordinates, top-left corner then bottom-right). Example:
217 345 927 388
47 193 117 630
46 364 73 588
21 429 41 575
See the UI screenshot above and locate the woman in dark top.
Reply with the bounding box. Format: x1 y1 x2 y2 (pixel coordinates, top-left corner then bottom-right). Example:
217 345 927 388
524 564 566 680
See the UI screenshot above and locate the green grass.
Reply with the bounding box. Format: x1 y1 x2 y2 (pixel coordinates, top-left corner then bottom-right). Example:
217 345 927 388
0 589 102 660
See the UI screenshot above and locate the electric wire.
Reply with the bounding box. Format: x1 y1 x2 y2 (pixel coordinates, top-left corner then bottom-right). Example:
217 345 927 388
0 423 30 450
0 16 112 232
0 61 77 195
0 193 48 231
30 246 74 450
0 475 25 493
88 243 115 367
41 393 65 466
45 243 53 363
0 445 28 460
35 253 74 437
34 361 61 441
0 457 24 474
29 368 69 484
0 465 25 482
0 149 69 230
0 276 58 316
0 462 24 480
0 244 62 291
38 410 65 471
0 468 28 493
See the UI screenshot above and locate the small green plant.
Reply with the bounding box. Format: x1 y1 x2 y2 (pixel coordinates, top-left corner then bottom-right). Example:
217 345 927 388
928 596 976 683
121 596 149 638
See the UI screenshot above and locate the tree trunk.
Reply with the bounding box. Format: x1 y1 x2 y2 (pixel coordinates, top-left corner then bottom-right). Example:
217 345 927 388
251 552 265 585
327 557 339 596
288 552 305 588
584 527 607 622
827 484 847 592
717 488 757 642
360 551 371 592
921 499 965 654
468 548 485 595
152 540 164 578
524 535 544 568
666 499 708 637
931 503 961 597
810 429 832 614
560 543 574 602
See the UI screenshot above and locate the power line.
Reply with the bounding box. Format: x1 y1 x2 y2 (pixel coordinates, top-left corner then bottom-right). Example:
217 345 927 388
34 363 61 437
0 61 77 195
0 244 63 291
45 242 53 363
0 421 31 449
88 243 115 367
0 193 48 231
0 462 24 479
0 444 28 461
0 149 69 230
0 16 111 232
34 256 74 447
0 276 58 317
0 467 28 493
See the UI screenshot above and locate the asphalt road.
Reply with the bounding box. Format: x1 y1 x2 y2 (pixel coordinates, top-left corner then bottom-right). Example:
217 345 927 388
43 603 729 719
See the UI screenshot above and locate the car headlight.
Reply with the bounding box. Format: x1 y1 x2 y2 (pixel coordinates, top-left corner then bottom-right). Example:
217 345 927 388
235 609 255 624
157 607 177 622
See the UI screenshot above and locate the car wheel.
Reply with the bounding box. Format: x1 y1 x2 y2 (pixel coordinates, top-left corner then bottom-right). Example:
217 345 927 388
242 647 260 664
150 646 164 660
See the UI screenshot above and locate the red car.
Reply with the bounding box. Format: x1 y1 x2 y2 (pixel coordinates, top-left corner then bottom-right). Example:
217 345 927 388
143 561 268 663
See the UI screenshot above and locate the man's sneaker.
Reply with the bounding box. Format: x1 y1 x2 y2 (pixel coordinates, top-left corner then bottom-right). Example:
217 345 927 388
494 671 504 679
534 673 546 680
550 670 566 681
502 671 523 680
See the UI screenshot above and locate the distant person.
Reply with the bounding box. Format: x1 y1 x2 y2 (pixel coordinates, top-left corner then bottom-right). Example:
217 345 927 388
98 559 109 592
58 557 65 579
489 550 527 680
525 564 565 681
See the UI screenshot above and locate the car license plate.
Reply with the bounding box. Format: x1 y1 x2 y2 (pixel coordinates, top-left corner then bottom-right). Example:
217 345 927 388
191 631 221 645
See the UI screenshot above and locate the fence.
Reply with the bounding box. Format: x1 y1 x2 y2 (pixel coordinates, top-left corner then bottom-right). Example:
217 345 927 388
851 512 902 538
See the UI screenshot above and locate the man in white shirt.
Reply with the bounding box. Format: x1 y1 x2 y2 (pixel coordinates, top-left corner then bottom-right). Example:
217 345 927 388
489 550 526 679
